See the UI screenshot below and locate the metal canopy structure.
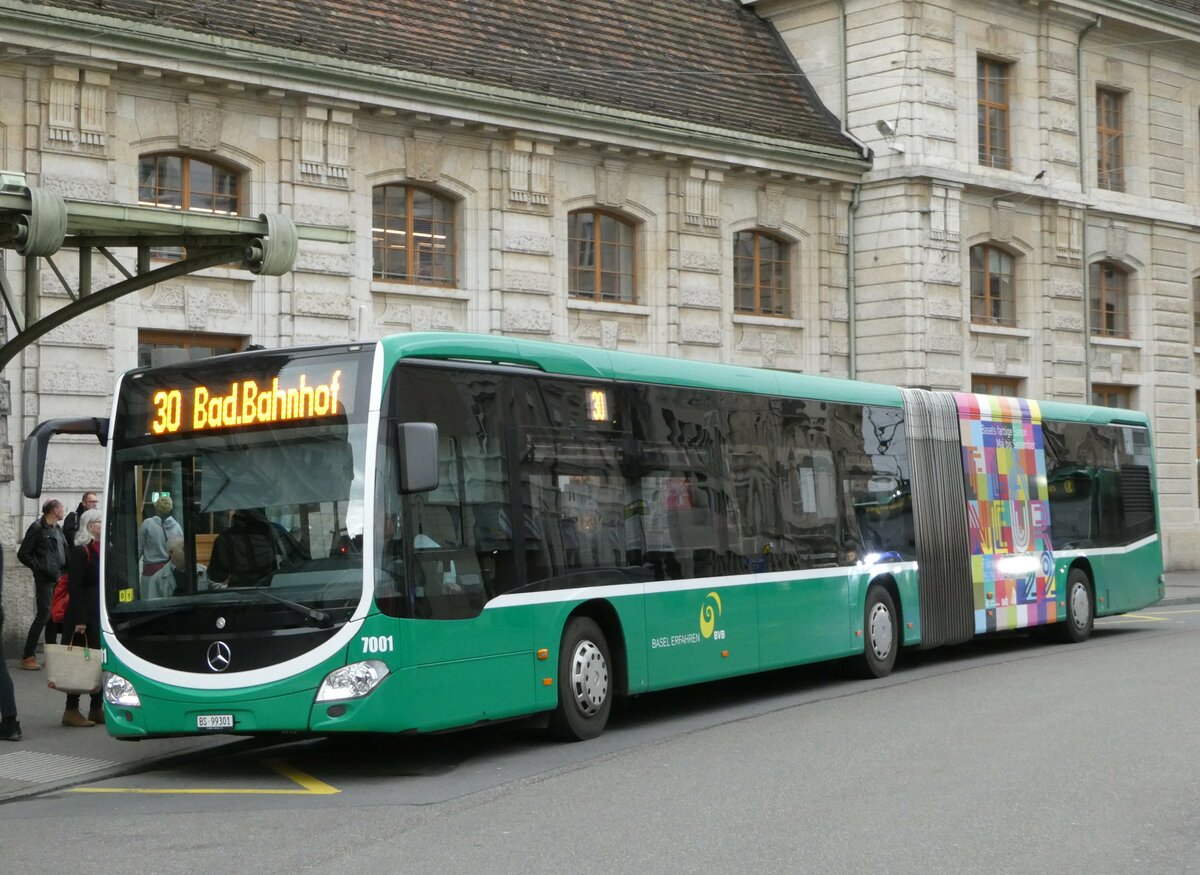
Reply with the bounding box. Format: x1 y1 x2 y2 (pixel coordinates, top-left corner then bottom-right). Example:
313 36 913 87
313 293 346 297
0 184 353 371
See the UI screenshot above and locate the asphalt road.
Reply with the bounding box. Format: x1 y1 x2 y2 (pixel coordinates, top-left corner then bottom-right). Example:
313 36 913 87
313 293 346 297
2 605 1199 874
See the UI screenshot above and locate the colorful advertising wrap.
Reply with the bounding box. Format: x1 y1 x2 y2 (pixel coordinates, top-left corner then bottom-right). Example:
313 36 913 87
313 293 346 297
954 393 1056 633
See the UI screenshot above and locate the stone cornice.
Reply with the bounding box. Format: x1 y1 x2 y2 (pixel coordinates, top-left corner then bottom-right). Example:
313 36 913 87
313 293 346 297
0 2 869 179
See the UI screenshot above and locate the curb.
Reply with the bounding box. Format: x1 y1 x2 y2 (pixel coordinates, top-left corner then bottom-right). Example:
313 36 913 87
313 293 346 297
1160 594 1200 607
0 735 267 805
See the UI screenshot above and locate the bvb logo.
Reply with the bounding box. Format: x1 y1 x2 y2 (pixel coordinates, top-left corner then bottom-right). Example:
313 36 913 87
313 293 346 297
699 591 723 639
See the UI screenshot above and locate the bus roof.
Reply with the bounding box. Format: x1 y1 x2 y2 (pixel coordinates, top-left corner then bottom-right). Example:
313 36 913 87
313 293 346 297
379 331 904 407
377 332 1153 428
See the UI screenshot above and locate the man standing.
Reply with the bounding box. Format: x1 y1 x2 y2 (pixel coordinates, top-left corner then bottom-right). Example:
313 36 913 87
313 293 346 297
16 499 68 670
62 491 100 550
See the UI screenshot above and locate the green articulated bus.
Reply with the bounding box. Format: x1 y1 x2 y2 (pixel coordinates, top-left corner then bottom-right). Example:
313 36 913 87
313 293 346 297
23 332 1164 740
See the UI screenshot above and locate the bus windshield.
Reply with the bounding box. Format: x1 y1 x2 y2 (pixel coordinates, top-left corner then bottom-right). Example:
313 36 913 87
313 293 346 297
103 346 372 668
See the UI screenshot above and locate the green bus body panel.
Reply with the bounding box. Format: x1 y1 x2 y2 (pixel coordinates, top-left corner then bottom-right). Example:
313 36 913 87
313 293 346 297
1071 541 1162 617
102 647 350 737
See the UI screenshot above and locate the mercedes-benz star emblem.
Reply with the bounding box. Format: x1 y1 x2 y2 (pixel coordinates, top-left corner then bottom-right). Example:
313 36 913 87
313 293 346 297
206 641 232 672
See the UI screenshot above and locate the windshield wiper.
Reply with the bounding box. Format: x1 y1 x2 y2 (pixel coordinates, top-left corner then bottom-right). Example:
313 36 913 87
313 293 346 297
114 604 192 633
237 587 333 628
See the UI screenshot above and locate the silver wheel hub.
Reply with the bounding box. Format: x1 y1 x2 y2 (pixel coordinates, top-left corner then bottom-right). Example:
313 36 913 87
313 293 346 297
868 602 893 660
570 640 608 716
1070 583 1090 629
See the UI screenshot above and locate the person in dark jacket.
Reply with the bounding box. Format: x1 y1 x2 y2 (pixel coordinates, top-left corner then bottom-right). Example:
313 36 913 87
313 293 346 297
62 492 99 553
16 499 67 670
61 508 103 728
0 541 23 741
208 509 282 588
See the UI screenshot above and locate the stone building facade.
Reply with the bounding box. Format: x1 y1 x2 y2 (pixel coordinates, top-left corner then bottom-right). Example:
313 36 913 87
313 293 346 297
2 0 1198 651
0 0 867 648
756 0 1200 567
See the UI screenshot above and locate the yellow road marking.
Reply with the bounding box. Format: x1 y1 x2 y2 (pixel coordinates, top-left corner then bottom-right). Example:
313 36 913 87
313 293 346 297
1140 609 1200 616
1096 613 1166 624
262 758 339 795
69 758 339 796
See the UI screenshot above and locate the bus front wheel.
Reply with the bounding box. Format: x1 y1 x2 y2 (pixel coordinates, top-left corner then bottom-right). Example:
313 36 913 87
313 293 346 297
549 616 612 741
859 586 899 678
1058 569 1094 644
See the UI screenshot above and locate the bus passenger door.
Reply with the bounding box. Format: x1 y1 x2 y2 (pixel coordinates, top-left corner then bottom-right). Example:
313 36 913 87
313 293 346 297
384 365 537 731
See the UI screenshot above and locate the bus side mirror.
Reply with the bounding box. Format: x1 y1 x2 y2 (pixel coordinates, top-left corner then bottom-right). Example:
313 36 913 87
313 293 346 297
396 422 439 494
22 417 109 499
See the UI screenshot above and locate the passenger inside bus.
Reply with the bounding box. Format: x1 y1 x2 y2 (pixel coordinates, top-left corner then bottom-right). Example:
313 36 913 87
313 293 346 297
143 536 210 597
208 509 288 588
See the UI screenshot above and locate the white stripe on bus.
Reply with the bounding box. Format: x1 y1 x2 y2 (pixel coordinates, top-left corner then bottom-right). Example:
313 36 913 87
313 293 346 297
484 561 919 609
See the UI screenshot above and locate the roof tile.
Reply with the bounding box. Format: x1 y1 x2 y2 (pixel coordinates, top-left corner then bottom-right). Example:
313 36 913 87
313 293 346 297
29 0 859 153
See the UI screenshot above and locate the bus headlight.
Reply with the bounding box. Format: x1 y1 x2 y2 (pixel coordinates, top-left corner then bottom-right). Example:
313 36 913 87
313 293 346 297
315 660 389 702
103 672 141 707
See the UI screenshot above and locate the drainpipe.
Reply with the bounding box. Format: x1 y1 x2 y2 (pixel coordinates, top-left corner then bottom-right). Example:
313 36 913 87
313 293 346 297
838 0 868 379
848 183 861 379
1078 15 1101 402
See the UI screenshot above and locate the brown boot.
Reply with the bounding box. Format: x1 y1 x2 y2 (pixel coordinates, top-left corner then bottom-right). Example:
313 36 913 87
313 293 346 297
62 709 95 728
19 657 40 671
87 708 105 725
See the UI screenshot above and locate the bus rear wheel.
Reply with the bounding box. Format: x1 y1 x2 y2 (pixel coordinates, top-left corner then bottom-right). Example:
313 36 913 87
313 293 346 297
859 586 898 679
548 616 612 741
1058 568 1094 644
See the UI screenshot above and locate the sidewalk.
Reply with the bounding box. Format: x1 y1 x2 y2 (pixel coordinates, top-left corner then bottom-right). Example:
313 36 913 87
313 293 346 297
2 572 1199 804
1162 569 1200 606
0 657 246 804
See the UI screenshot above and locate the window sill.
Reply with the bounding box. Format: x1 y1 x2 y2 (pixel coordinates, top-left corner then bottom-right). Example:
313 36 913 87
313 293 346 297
370 280 471 300
566 298 652 317
1090 335 1140 349
969 322 1031 339
733 313 805 330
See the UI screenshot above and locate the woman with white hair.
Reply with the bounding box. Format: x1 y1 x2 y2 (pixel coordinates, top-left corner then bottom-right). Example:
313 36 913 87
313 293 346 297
61 508 104 727
139 495 182 584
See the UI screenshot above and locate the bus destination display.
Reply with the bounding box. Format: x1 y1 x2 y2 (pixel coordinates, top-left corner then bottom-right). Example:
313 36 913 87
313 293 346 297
150 367 347 435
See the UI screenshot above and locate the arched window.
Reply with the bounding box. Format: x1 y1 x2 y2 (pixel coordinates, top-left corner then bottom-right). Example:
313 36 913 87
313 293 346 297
734 230 790 316
372 184 456 285
969 244 1015 326
138 153 241 215
1089 261 1129 338
569 209 636 303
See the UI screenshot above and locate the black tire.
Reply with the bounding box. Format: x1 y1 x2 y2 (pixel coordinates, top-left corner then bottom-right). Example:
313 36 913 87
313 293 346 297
1058 568 1094 643
548 616 612 741
859 585 899 678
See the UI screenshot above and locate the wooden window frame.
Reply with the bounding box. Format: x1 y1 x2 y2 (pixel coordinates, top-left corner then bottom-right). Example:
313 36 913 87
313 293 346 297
138 329 246 369
1097 88 1125 192
733 229 791 317
1089 261 1130 338
568 209 637 303
969 244 1017 327
137 152 241 215
977 57 1011 170
972 375 1022 397
1091 384 1132 410
371 183 457 287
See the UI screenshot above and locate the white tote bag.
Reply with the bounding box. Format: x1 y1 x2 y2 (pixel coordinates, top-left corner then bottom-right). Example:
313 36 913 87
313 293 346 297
44 638 102 695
